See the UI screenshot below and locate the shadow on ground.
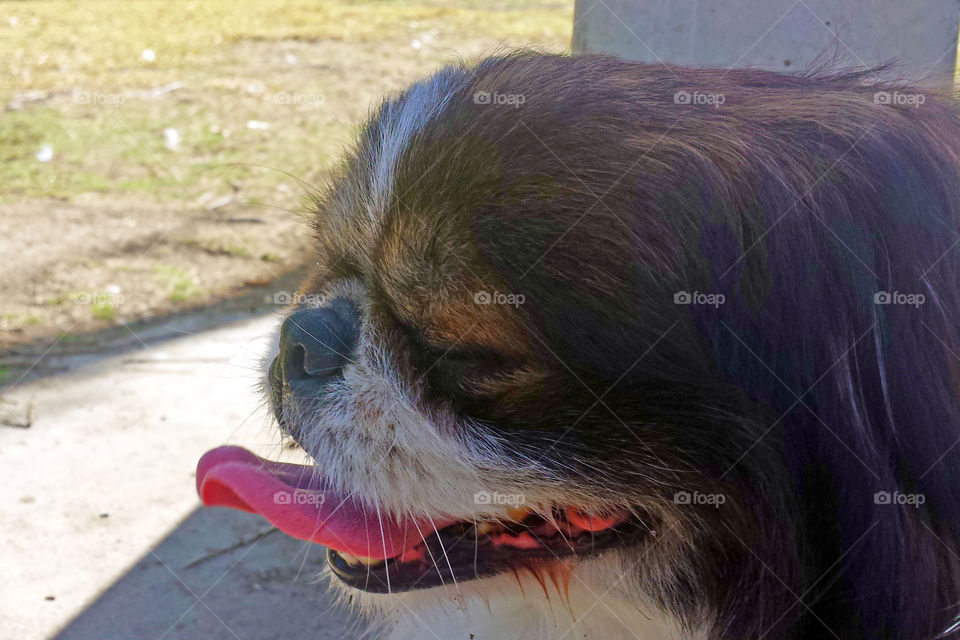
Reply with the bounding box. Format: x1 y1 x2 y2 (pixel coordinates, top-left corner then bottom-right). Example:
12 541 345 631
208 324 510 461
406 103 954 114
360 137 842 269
53 508 365 640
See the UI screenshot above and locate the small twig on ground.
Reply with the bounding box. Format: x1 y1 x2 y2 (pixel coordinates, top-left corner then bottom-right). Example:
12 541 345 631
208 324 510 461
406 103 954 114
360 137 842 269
184 526 278 569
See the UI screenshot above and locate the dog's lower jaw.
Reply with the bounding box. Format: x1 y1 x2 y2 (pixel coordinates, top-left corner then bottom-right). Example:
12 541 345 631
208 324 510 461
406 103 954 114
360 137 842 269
332 554 702 640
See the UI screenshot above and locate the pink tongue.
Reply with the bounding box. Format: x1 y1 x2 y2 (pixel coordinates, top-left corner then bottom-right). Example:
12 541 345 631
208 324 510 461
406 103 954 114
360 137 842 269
196 446 451 559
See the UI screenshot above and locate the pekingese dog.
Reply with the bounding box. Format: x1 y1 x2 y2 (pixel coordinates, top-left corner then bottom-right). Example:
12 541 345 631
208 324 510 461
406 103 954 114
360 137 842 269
197 52 960 639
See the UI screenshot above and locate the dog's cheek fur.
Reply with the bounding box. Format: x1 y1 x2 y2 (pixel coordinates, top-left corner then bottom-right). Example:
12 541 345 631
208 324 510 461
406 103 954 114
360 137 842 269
267 280 572 523
265 288 702 637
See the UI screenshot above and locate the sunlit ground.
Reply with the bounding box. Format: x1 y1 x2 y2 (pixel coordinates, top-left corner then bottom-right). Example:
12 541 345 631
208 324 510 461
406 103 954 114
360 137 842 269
0 0 573 355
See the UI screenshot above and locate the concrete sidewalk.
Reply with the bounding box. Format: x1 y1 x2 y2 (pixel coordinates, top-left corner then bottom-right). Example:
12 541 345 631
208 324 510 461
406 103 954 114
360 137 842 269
0 312 361 639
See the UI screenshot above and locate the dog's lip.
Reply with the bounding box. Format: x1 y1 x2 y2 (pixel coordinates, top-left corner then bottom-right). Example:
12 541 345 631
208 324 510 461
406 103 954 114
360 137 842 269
326 508 634 593
195 446 457 559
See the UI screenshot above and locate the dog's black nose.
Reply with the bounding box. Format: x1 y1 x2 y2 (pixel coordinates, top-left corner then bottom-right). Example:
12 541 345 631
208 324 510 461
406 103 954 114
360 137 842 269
276 299 360 385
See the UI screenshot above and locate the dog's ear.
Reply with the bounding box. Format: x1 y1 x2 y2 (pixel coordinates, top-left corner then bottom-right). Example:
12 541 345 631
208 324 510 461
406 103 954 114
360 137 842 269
677 86 960 637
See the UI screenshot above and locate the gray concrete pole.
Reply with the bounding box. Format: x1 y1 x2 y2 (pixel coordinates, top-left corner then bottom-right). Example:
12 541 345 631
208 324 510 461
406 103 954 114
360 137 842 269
572 0 960 87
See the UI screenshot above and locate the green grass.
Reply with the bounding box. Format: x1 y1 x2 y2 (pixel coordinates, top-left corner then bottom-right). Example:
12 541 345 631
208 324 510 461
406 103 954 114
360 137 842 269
153 264 199 302
223 245 252 257
0 0 573 201
1 0 567 91
2 313 42 325
91 303 117 321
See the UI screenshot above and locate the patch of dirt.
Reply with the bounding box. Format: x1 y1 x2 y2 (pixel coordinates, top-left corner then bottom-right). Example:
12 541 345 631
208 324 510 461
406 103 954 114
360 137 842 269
0 191 311 350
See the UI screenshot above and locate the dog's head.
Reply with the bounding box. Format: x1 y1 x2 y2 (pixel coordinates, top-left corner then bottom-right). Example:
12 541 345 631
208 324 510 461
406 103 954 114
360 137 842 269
198 53 960 639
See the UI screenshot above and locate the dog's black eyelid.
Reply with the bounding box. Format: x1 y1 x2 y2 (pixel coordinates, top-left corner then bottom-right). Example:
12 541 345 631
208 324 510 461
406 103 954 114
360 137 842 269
392 318 512 367
393 319 429 349
394 320 465 357
421 342 505 363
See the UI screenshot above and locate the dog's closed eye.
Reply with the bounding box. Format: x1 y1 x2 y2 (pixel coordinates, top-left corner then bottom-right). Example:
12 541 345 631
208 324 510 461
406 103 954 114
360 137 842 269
416 342 518 397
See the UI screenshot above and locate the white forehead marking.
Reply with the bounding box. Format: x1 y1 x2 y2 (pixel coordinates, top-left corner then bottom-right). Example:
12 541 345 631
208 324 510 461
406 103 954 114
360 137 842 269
368 67 470 221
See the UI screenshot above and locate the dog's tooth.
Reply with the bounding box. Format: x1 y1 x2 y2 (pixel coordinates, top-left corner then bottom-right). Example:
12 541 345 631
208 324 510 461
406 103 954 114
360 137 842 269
338 552 383 567
505 506 532 522
475 521 504 536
